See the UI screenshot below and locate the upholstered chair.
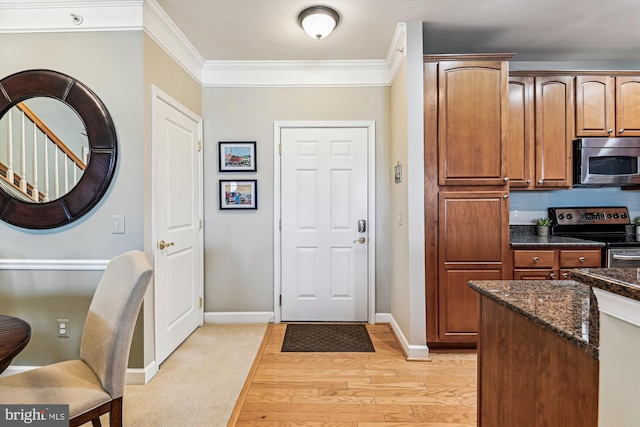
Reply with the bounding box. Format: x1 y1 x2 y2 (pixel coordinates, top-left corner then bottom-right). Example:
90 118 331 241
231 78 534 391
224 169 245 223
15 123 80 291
0 250 153 427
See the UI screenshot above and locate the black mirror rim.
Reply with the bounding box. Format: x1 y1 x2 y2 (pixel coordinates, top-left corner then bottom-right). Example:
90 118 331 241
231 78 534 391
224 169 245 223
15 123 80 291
0 69 117 229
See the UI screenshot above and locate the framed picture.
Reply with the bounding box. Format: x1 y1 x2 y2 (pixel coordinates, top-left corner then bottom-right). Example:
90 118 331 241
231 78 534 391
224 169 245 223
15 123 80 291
219 180 257 210
219 141 257 172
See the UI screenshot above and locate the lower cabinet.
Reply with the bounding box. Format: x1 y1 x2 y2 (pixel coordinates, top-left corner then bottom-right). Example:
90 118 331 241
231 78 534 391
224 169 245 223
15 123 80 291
434 191 510 345
512 247 601 279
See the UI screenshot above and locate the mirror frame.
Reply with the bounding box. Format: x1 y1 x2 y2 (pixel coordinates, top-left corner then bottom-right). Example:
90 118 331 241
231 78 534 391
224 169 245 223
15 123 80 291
0 69 117 229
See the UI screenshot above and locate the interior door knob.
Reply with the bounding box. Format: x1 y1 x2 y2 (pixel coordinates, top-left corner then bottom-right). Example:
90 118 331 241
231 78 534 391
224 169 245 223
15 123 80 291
353 237 366 244
158 240 175 250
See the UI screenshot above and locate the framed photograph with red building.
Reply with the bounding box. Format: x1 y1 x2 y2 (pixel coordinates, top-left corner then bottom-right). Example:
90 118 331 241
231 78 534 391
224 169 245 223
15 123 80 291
219 141 256 172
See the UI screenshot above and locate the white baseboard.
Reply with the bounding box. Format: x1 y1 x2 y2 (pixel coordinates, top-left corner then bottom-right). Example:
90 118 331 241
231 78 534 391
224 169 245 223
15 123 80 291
375 312 429 360
204 311 275 323
125 361 157 385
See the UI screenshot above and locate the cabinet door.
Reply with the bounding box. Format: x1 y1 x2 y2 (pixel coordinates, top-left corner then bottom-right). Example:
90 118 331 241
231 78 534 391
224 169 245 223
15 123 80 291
438 191 509 343
535 76 574 188
616 76 640 136
439 191 509 264
439 268 502 341
576 76 615 137
438 61 508 186
507 77 535 188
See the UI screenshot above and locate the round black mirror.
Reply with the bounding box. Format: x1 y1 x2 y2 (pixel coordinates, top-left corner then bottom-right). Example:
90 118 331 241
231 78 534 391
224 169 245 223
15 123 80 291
0 69 117 229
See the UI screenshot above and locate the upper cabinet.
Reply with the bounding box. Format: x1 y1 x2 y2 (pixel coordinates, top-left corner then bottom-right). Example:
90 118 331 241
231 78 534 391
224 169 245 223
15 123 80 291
507 74 574 189
437 59 510 186
506 76 535 188
576 75 640 137
535 76 575 188
616 76 640 136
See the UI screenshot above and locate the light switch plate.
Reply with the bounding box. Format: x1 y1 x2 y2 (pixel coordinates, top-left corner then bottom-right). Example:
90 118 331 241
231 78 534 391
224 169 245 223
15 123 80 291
112 215 125 234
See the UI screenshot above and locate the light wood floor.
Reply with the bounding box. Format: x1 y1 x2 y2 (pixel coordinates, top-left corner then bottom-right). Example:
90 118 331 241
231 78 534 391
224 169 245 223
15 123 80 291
229 323 477 426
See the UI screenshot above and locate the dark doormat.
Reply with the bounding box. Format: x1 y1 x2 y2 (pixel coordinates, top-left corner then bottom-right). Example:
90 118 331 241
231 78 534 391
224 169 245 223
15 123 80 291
281 323 375 352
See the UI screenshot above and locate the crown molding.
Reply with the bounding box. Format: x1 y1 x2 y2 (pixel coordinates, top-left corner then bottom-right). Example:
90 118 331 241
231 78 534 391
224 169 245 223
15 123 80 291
0 0 143 33
142 0 204 83
201 59 393 87
0 0 406 87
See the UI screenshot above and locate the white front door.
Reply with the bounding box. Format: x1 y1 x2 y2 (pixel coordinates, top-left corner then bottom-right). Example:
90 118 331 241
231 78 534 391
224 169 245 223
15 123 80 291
280 127 369 321
152 87 203 365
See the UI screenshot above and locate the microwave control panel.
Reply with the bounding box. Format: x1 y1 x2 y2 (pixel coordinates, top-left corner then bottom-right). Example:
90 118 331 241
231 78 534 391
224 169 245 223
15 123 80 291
548 207 630 226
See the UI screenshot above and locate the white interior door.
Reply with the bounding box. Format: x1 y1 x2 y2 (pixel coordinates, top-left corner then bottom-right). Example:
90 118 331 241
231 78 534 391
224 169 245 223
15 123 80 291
280 127 369 321
153 88 203 365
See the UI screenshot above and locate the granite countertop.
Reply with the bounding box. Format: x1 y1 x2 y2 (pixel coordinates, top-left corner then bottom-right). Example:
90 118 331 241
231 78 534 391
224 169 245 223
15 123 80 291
468 280 599 359
510 225 605 248
570 268 640 302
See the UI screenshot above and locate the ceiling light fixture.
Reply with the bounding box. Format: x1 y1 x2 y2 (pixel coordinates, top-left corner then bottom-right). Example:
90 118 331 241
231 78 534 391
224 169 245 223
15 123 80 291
298 6 340 40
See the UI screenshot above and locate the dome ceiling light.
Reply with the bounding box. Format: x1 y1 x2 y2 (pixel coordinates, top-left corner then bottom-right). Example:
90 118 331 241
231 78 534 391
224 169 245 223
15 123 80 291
298 6 340 40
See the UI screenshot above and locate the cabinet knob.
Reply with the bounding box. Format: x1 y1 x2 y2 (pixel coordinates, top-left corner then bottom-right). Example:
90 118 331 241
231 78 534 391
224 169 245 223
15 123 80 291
607 129 613 134
503 177 509 182
538 180 544 185
503 194 509 199
526 180 532 184
619 128 625 134
550 272 556 279
563 272 569 278
533 257 539 263
579 256 585 263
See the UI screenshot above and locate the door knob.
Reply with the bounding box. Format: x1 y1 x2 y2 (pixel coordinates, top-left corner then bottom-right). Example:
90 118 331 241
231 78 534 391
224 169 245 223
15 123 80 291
158 240 175 250
353 237 366 244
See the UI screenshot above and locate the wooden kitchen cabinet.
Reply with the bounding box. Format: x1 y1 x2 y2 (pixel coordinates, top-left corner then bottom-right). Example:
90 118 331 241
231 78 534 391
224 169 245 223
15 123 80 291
507 74 574 189
437 59 509 186
512 247 601 279
438 191 510 343
506 76 535 188
576 75 640 137
534 76 575 188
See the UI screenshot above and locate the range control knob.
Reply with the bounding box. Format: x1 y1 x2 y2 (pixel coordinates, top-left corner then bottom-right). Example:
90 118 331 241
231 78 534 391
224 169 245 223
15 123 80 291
621 212 628 219
613 213 619 219
566 213 573 220
558 214 564 220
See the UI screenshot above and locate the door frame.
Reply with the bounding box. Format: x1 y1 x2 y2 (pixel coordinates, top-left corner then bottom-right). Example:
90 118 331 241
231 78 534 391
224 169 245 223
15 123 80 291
273 121 376 324
151 85 204 363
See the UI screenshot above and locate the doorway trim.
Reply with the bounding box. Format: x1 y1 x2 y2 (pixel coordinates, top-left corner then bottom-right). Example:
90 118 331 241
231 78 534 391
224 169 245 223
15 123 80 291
273 121 376 324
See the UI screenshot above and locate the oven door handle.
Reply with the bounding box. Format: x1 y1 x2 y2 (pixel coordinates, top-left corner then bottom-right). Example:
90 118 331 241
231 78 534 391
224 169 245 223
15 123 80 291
612 254 640 261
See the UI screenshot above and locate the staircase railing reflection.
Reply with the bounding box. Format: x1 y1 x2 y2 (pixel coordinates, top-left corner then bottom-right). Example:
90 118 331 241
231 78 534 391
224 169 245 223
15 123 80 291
0 102 86 202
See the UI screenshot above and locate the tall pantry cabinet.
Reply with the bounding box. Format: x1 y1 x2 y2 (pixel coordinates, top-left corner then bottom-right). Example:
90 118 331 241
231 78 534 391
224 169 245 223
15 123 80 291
425 54 513 346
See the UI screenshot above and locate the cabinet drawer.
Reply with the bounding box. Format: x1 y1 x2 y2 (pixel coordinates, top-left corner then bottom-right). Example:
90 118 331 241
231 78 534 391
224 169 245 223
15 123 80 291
513 250 555 268
560 250 602 268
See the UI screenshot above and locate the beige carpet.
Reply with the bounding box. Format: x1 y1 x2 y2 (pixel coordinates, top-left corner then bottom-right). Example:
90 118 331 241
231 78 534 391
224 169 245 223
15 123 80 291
91 323 267 427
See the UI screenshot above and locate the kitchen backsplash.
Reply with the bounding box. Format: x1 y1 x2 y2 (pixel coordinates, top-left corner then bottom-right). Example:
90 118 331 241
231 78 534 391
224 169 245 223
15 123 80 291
510 187 640 225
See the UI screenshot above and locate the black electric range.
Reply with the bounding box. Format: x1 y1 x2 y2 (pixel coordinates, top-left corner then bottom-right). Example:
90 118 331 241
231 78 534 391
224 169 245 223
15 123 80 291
548 206 639 267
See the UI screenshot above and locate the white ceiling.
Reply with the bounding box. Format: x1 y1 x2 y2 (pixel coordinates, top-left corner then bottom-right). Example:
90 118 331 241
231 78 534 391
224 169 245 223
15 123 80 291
155 0 640 63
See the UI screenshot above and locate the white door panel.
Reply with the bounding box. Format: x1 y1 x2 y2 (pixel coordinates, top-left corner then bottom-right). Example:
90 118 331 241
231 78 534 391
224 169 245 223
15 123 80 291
281 127 368 321
153 90 203 365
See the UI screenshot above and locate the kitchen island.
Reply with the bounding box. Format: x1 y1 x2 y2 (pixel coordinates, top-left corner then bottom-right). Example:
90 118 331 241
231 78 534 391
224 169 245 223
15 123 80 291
469 268 640 427
468 279 599 427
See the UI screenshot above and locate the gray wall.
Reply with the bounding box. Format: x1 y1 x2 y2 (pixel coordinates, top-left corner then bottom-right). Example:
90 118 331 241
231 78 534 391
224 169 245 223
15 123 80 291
0 31 145 366
202 86 391 314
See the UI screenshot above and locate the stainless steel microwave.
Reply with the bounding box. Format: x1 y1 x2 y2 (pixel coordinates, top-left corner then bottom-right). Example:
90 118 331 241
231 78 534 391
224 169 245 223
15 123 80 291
573 138 640 186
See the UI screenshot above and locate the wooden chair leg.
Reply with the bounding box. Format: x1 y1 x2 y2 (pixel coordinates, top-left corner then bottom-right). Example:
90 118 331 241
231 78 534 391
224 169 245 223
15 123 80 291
91 419 102 427
110 397 123 427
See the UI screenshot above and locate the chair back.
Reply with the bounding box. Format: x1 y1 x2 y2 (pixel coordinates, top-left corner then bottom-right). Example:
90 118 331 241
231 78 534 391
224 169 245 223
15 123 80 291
80 250 153 398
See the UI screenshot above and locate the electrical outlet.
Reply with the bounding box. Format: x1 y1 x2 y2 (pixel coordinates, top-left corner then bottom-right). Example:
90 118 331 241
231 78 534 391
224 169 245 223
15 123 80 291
57 318 70 338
